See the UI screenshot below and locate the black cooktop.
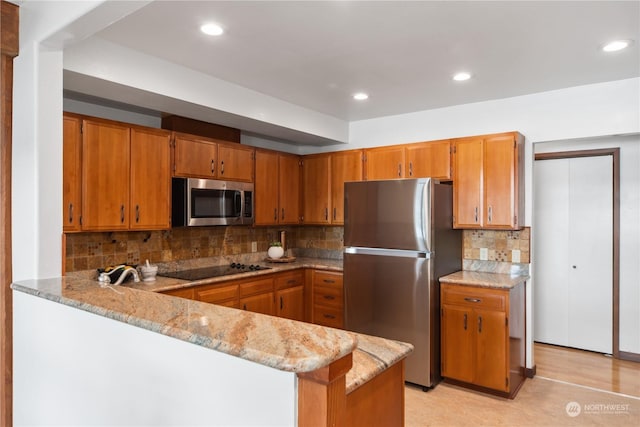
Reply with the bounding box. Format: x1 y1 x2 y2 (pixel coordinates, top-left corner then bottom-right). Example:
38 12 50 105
159 263 271 281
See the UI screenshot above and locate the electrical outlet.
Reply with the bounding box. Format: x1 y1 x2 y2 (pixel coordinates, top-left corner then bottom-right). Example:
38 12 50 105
512 249 521 263
480 248 488 260
251 241 257 253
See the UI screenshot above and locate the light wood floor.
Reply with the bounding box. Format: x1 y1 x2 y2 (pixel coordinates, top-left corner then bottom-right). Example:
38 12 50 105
405 343 640 426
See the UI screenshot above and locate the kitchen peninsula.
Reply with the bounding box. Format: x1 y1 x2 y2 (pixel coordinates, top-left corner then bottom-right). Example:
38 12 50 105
12 259 412 426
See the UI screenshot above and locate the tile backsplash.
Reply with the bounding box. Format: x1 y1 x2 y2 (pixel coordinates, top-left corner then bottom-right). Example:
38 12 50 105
64 226 345 272
65 225 530 273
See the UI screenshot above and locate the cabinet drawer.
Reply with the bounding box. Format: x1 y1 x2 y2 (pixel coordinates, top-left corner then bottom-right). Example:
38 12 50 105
162 287 194 300
313 271 343 287
239 277 274 297
275 270 304 290
195 284 239 304
442 285 506 311
313 284 343 308
313 305 344 329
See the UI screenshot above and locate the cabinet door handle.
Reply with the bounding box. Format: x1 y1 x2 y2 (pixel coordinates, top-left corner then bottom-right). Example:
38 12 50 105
243 304 247 310
323 295 335 300
280 296 283 310
333 207 337 220
68 203 73 224
281 208 285 220
274 208 277 221
478 316 483 333
211 160 215 174
409 162 413 176
464 297 481 303
474 206 478 222
120 205 125 223
135 205 140 223
463 313 467 330
397 163 401 177
220 160 225 175
488 206 492 223
325 207 328 220
323 314 336 319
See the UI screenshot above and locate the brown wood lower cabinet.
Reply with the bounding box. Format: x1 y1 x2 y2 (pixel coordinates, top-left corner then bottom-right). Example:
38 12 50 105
440 282 525 398
275 270 305 321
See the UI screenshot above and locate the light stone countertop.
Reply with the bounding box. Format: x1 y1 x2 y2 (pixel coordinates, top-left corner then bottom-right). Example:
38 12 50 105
439 270 529 289
12 257 413 391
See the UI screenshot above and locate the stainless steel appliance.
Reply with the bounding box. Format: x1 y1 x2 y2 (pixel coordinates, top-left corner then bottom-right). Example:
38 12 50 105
344 178 461 389
172 178 254 226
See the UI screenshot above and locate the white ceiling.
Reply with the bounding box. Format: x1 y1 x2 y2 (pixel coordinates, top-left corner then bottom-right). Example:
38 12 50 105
90 0 639 122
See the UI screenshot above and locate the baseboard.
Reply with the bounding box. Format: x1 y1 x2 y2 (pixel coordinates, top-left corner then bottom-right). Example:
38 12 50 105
524 365 536 378
618 351 640 363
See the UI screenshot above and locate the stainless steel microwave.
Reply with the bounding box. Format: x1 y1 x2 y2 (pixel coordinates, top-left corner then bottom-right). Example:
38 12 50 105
172 178 254 226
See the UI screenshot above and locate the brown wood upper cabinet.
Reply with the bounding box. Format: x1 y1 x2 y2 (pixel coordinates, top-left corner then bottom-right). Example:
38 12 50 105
79 118 172 231
63 114 82 232
173 132 254 182
254 149 301 225
302 150 363 225
364 140 451 180
452 132 524 229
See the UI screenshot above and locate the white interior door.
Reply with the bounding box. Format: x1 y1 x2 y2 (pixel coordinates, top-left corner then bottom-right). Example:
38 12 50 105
534 155 613 354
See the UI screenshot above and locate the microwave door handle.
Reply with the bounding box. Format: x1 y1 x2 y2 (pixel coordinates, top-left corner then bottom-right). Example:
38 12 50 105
235 192 242 218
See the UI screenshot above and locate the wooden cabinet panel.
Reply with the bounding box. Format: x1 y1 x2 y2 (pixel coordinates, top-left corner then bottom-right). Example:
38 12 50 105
405 139 451 180
63 114 82 231
130 127 171 230
330 150 363 224
162 287 195 300
474 309 508 391
275 270 304 290
81 119 130 230
173 135 217 178
255 150 300 225
453 137 483 228
254 150 279 225
453 132 523 230
441 283 524 398
195 283 239 305
277 286 304 321
218 143 254 182
365 145 405 180
313 305 344 329
441 305 474 383
302 154 331 224
279 154 301 224
483 134 517 228
239 277 274 297
241 292 275 316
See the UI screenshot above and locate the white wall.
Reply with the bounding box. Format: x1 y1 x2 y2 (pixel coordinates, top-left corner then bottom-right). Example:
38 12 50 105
13 291 296 426
534 135 640 354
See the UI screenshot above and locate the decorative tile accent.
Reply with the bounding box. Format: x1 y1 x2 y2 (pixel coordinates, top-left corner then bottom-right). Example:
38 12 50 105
462 227 530 263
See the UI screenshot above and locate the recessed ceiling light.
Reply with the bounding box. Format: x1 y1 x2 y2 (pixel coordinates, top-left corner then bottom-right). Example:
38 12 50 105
602 39 632 52
201 23 224 36
353 93 369 101
453 72 472 81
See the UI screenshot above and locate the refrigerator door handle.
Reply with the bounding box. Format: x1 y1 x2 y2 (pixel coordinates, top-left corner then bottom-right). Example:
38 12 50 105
344 247 432 259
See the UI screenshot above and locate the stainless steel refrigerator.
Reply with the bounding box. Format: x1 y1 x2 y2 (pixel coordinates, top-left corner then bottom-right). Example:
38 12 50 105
344 178 461 389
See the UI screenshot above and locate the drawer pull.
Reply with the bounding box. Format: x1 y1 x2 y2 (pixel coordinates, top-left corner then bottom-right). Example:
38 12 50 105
287 279 297 284
323 314 336 319
323 295 335 300
464 297 481 303
323 279 335 284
